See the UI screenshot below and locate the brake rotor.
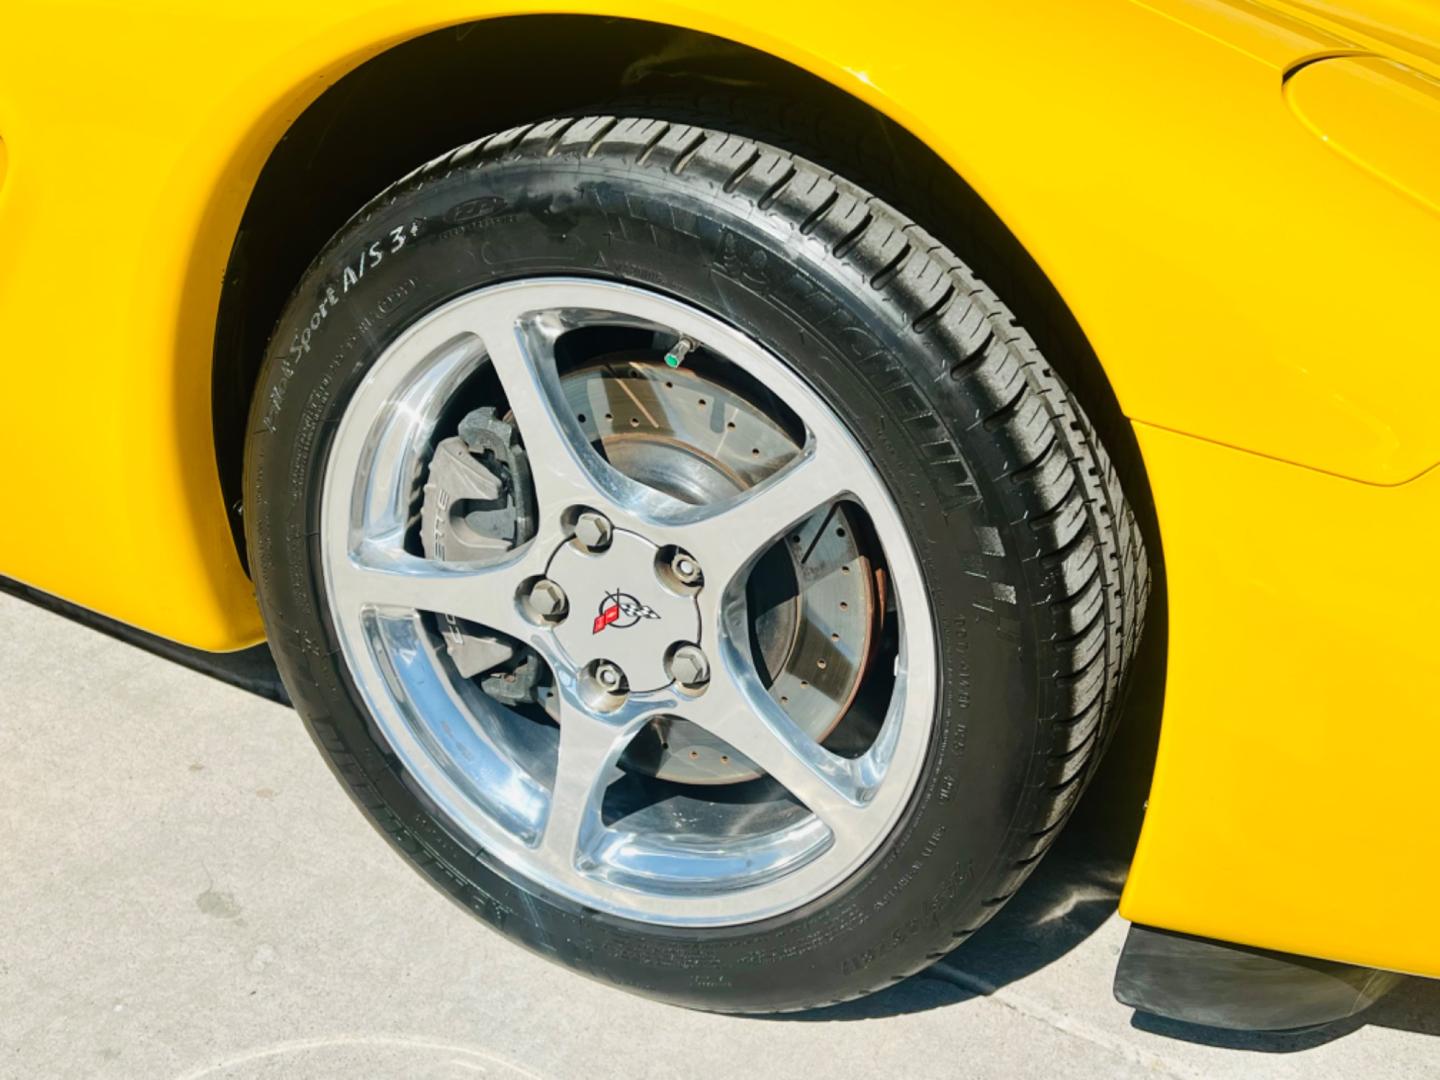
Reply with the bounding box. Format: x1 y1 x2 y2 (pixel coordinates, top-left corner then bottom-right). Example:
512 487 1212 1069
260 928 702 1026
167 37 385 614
564 357 876 785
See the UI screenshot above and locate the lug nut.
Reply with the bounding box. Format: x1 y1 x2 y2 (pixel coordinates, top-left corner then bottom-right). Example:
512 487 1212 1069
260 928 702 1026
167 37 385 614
527 578 568 619
594 661 625 692
670 551 703 587
668 644 710 690
573 511 613 552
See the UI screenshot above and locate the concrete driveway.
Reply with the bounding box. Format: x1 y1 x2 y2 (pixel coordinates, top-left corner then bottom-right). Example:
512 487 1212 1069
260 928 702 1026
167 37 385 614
2 591 1437 1079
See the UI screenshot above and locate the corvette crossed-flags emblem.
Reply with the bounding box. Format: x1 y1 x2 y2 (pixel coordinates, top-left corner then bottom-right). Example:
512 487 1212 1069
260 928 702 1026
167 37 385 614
592 590 661 634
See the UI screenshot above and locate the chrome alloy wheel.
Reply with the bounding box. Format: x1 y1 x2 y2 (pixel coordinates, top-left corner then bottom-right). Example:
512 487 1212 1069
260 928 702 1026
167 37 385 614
320 278 936 926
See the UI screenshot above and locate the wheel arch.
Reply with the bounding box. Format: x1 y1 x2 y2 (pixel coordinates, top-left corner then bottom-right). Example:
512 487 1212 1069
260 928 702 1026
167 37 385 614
205 14 1157 590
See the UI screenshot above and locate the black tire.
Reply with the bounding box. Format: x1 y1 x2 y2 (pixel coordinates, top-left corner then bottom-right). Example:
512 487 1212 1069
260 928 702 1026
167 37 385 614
244 115 1149 1012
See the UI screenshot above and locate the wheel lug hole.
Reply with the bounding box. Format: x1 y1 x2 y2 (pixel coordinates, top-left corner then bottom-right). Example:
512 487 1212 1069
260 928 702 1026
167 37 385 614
658 546 704 593
666 643 710 694
571 510 613 553
581 660 628 711
523 577 568 624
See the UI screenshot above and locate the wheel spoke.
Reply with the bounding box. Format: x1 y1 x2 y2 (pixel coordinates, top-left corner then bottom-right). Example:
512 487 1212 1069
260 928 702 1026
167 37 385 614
329 539 539 643
690 652 872 849
671 441 853 591
469 300 609 519
536 698 643 872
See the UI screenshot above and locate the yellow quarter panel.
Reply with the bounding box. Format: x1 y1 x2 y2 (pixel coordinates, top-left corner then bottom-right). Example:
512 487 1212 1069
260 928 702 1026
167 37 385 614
1121 426 1440 977
1265 0 1440 70
1286 54 1440 216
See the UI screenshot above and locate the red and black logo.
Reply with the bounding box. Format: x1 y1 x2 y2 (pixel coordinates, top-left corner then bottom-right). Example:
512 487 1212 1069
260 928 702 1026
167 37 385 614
593 590 660 634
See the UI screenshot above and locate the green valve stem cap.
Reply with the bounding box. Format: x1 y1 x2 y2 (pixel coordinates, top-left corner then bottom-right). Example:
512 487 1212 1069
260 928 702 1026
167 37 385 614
664 337 696 368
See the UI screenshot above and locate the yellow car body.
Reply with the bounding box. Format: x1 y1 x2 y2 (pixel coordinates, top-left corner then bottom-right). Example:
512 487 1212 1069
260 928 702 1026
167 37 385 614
2 0 1438 985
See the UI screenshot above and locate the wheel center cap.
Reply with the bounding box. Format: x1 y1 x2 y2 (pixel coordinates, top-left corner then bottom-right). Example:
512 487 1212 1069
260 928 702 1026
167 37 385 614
547 529 700 692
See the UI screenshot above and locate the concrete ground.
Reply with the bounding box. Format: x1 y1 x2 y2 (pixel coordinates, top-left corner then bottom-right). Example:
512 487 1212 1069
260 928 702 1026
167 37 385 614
2 591 1437 1080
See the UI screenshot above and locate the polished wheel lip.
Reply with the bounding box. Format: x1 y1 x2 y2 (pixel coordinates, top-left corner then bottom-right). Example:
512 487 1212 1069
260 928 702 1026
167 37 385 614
319 277 937 927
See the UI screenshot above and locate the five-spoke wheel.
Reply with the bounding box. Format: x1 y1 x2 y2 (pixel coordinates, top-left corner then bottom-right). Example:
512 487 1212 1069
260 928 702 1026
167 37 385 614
320 279 935 925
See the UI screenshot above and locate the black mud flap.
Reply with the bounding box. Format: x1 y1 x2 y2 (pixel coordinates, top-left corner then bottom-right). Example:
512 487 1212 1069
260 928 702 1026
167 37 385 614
0 576 289 706
1114 923 1402 1032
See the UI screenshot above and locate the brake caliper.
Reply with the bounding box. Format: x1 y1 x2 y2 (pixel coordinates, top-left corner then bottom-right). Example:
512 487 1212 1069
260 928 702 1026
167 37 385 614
420 408 550 712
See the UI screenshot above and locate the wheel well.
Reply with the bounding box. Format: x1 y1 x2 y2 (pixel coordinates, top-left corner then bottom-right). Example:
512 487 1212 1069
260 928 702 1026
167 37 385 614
212 14 1156 592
